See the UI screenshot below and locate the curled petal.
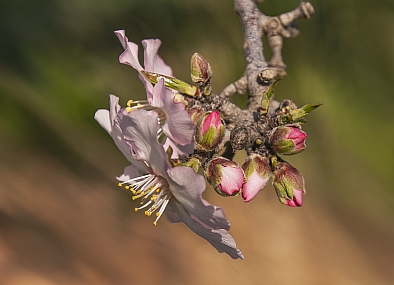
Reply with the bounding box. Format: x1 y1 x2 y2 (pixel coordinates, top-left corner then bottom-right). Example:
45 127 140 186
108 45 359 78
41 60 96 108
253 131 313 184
142 39 173 76
167 166 230 230
114 30 128 50
169 199 243 260
115 30 143 72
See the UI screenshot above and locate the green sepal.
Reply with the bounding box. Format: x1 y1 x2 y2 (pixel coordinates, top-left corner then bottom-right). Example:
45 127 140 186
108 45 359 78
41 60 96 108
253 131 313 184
281 103 322 124
141 70 197 97
178 157 201 173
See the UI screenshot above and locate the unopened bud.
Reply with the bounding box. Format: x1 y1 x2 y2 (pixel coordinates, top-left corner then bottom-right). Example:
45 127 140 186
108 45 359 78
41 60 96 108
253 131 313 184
191 53 212 86
241 154 272 202
195 111 225 151
272 161 305 207
205 157 245 196
270 125 306 155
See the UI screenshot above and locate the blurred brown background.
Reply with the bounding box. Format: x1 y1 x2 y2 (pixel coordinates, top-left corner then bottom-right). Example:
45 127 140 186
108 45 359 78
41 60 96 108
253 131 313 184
1 0 393 284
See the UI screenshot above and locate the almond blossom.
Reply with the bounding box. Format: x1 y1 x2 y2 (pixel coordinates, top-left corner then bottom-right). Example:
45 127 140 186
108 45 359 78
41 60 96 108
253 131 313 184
115 108 243 259
114 30 195 153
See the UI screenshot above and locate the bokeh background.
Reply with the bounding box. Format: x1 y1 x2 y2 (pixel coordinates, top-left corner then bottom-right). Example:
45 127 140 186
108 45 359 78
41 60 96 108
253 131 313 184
1 0 393 284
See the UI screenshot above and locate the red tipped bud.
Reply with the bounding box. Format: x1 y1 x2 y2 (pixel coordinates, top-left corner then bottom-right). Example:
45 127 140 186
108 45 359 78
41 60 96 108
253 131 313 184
241 154 272 202
272 161 305 207
195 111 225 151
270 125 306 155
205 157 245 196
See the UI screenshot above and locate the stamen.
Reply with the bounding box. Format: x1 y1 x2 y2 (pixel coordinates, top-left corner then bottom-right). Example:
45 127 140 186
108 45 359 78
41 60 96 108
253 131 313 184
153 199 170 226
121 173 172 226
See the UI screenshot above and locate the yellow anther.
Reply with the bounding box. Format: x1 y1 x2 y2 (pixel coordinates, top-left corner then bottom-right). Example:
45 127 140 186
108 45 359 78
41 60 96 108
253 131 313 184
127 100 133 107
126 107 132 113
153 222 157 226
137 190 142 194
118 183 122 187
125 186 130 189
132 196 138 200
131 190 136 195
156 188 161 193
134 208 138 212
137 103 143 107
156 212 159 217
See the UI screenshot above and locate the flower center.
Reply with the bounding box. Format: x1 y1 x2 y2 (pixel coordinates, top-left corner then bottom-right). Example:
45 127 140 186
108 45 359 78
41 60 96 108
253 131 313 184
118 173 172 226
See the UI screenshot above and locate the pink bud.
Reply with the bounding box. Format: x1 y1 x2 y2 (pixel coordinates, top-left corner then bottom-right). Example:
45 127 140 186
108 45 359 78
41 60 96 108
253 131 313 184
272 161 305 207
241 154 272 202
205 157 245 196
270 125 307 155
195 111 225 151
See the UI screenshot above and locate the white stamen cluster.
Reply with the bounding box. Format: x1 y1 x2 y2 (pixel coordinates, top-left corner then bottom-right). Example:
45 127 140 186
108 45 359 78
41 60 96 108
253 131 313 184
118 173 172 226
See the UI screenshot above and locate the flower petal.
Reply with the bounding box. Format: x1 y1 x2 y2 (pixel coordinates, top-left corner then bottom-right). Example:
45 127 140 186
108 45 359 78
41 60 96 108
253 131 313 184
169 199 244 260
116 165 141 182
242 171 270 202
114 30 128 50
108 94 121 123
162 137 194 159
150 80 195 146
164 203 182 224
219 165 244 196
285 189 304 207
119 109 170 176
167 166 230 230
116 30 143 72
94 109 111 133
142 39 173 76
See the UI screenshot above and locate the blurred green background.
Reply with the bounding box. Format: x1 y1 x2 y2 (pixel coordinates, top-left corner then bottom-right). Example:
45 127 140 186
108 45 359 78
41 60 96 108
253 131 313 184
1 0 393 284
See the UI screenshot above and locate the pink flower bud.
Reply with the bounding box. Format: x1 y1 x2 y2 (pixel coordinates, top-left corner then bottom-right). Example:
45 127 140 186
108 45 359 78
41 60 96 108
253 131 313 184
205 157 245 196
270 125 307 155
272 161 305 207
195 111 225 151
241 154 272 202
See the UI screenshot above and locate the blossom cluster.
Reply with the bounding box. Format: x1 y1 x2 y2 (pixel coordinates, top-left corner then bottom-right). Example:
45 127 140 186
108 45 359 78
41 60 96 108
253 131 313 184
95 30 319 259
